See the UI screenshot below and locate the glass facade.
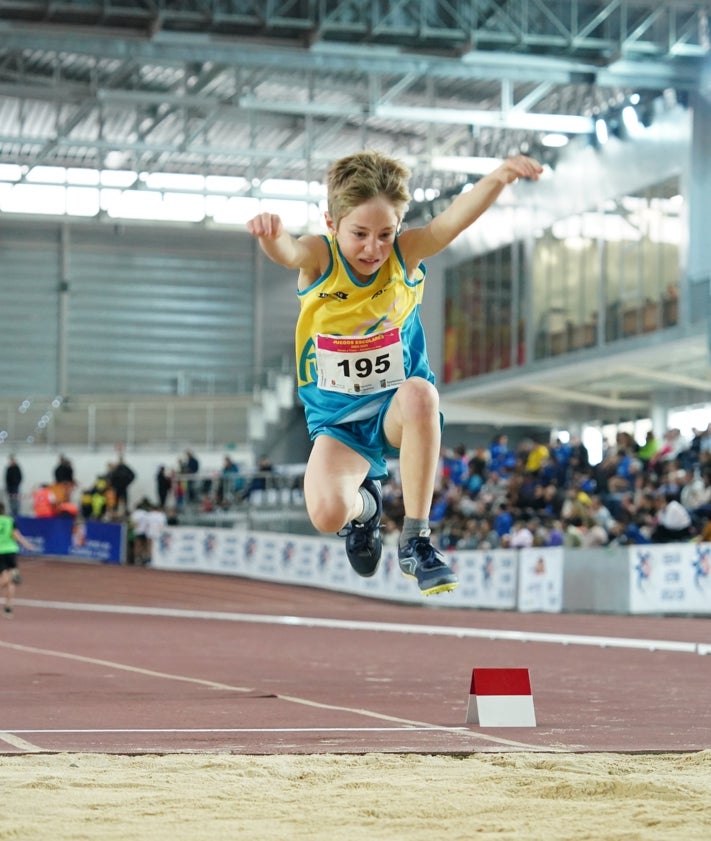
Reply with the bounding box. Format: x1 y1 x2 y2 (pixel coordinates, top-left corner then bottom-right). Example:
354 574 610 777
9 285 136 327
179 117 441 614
443 175 682 382
443 243 520 381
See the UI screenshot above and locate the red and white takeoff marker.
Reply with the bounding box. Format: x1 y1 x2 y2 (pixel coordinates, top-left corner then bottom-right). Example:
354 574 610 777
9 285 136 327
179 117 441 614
466 668 536 727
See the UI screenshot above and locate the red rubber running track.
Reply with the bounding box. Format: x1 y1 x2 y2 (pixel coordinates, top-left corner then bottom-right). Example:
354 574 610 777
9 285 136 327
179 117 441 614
1 559 709 755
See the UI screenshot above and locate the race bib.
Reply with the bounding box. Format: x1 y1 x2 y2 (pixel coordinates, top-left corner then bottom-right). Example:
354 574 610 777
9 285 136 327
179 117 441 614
316 328 406 395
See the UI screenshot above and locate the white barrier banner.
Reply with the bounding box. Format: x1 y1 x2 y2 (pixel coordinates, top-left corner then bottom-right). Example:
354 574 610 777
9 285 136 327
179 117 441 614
628 543 711 614
517 547 564 613
151 527 523 608
444 549 518 609
151 527 711 615
153 527 204 571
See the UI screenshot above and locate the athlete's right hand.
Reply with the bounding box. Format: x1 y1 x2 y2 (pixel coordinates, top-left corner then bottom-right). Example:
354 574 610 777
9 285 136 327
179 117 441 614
246 213 283 238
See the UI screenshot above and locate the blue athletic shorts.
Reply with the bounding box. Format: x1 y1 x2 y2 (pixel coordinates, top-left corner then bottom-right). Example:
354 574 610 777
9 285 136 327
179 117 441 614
315 395 399 481
314 398 444 482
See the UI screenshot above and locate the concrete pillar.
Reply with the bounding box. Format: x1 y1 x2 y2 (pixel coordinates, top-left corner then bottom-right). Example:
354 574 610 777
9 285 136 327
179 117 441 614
650 395 670 438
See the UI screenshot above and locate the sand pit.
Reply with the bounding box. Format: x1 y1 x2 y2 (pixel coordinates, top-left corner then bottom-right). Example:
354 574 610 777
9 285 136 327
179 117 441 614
1 751 710 840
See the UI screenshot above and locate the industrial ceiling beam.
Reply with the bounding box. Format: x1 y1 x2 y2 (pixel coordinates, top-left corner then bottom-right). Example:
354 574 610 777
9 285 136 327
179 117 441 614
0 24 704 90
0 0 708 61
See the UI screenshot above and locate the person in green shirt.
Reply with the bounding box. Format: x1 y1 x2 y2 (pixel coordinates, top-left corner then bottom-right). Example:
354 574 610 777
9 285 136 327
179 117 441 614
0 502 35 617
637 430 660 470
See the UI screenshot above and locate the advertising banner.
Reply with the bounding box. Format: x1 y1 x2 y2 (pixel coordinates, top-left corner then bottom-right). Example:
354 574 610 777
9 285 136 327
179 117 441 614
517 547 564 613
628 543 711 614
445 549 518 609
16 516 125 564
151 526 523 608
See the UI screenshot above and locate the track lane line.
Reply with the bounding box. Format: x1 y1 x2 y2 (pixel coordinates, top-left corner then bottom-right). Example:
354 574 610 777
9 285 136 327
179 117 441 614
0 732 43 752
14 598 706 654
0 639 554 752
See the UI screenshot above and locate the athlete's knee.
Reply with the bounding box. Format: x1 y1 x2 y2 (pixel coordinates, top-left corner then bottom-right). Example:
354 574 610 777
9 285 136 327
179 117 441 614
398 377 439 416
306 492 351 534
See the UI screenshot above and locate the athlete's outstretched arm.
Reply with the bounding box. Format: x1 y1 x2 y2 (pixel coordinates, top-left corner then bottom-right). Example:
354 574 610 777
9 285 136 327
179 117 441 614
247 212 321 272
400 155 542 264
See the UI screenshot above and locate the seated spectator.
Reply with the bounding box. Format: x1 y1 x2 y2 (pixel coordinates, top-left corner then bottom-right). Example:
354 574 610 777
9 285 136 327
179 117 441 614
582 517 609 547
456 518 481 550
699 424 711 464
475 518 501 550
590 495 616 533
493 502 513 538
563 516 585 547
549 437 573 484
489 434 515 475
637 430 660 469
215 456 241 508
242 454 274 501
538 482 564 518
649 428 689 471
462 457 486 498
607 449 642 493
651 495 693 543
545 519 565 546
442 444 469 488
478 471 509 509
524 438 550 475
681 469 710 512
510 520 534 548
560 487 590 523
568 435 590 474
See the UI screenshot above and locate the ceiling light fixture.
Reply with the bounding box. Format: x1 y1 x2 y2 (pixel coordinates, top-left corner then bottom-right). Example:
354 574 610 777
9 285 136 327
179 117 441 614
541 133 569 148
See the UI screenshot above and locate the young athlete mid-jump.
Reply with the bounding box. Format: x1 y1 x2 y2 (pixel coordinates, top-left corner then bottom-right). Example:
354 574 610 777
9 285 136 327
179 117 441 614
247 151 542 595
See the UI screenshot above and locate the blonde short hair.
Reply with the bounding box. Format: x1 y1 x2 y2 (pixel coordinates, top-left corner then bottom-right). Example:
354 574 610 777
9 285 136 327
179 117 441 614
327 150 411 228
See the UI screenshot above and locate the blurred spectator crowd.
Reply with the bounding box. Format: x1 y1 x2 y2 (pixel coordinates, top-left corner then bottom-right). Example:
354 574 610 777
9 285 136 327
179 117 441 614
381 424 711 550
5 423 711 558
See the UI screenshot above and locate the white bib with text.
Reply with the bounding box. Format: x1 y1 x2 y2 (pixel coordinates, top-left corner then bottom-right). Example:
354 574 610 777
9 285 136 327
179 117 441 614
316 328 406 395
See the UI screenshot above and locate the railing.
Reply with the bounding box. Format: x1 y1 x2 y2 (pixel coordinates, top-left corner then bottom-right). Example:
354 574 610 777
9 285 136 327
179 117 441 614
535 292 679 360
0 394 255 449
0 365 296 450
150 469 315 535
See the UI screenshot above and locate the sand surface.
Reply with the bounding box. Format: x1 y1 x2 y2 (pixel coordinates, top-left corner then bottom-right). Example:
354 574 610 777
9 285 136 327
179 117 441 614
1 751 710 840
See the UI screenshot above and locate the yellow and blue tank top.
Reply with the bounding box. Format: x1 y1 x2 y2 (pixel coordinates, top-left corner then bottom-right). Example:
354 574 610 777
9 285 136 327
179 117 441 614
295 233 435 435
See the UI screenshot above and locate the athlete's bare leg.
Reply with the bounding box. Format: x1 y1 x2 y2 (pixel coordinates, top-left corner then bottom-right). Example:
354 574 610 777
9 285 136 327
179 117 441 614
383 376 440 519
304 435 371 533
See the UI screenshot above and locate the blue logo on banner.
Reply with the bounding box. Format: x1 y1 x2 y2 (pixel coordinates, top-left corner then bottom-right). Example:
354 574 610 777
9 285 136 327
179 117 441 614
282 541 295 566
244 537 257 562
318 544 331 570
481 554 494 588
692 546 710 591
635 551 652 590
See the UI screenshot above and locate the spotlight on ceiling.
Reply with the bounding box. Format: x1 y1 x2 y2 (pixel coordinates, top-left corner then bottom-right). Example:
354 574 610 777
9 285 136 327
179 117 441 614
541 133 569 148
621 105 640 135
594 118 609 146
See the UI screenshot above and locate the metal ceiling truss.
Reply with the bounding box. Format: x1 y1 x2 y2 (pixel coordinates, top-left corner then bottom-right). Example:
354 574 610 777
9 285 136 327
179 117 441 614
0 1 708 191
0 1 709 58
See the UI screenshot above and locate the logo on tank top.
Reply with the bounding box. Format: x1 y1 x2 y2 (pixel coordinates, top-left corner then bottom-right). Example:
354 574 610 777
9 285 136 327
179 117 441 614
317 291 349 300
